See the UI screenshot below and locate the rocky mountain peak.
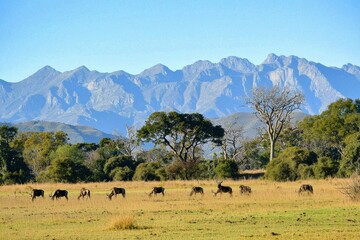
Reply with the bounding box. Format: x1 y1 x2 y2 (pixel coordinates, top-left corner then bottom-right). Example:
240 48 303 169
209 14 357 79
139 64 172 77
220 56 255 72
262 53 280 64
342 63 360 79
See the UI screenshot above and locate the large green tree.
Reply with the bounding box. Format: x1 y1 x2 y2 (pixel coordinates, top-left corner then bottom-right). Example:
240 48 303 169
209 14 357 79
42 145 91 183
137 111 224 163
339 132 360 176
299 98 360 160
0 126 32 184
14 131 68 178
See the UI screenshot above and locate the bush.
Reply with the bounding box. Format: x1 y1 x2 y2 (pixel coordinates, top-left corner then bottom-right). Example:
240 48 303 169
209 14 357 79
266 158 297 181
165 161 186 180
132 162 163 181
265 147 318 181
214 160 239 179
298 164 315 179
110 166 133 181
44 157 91 183
313 157 338 179
339 133 360 177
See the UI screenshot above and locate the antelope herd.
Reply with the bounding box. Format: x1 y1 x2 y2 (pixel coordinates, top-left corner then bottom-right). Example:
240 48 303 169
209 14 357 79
26 183 314 201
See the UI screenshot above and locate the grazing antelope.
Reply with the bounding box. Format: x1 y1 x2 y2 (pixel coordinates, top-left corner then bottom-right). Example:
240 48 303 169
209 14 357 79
107 187 126 200
239 185 252 195
190 187 204 196
212 181 232 196
149 187 165 197
298 184 313 194
31 189 44 201
50 189 68 200
78 188 91 200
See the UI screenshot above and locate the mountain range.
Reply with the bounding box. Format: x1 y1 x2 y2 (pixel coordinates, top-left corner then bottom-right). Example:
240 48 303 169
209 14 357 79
1 53 359 137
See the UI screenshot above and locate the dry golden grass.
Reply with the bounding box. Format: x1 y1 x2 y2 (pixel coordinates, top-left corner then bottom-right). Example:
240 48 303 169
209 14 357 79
0 179 359 239
108 215 137 230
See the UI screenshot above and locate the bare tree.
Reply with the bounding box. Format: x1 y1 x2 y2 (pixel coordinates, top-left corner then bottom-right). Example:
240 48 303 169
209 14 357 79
124 125 140 158
247 85 304 161
221 123 244 161
112 125 140 158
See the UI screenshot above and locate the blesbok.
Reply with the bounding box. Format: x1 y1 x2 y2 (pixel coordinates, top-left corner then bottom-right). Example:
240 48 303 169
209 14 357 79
239 185 252 195
190 186 204 196
50 189 68 200
107 187 126 200
31 189 44 201
298 184 313 194
78 188 91 200
149 187 165 197
212 181 232 196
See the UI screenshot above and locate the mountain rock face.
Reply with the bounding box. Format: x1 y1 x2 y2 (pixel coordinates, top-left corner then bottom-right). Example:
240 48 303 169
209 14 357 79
1 54 359 135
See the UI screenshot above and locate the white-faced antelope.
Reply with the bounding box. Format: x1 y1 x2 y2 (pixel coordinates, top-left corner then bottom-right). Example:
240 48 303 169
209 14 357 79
239 185 252 195
31 189 44 201
298 184 313 195
149 187 165 197
50 189 68 200
212 181 232 196
78 188 91 200
190 186 204 196
107 187 126 200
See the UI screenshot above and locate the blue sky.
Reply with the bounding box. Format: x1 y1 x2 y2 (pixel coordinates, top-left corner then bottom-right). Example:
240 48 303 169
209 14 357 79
1 0 359 82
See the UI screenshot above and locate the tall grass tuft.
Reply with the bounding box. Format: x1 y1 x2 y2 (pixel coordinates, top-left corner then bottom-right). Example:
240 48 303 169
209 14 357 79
339 173 360 201
109 215 137 230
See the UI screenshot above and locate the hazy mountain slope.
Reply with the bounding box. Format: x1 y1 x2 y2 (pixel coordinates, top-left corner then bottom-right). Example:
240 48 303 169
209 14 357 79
1 121 114 144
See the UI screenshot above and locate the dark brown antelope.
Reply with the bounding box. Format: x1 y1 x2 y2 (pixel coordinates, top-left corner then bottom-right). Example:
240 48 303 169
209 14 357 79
149 187 165 197
50 189 68 200
298 184 313 194
107 187 126 200
212 181 232 196
31 189 44 201
239 185 252 195
78 188 91 200
190 186 204 196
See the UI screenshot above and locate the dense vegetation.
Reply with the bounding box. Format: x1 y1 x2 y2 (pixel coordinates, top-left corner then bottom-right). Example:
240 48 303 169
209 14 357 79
1 99 360 184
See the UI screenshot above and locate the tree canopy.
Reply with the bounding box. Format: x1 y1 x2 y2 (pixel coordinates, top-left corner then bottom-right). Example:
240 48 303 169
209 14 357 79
137 111 224 163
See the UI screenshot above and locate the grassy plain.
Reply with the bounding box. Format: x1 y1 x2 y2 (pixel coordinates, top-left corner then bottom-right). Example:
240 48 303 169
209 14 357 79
0 179 359 240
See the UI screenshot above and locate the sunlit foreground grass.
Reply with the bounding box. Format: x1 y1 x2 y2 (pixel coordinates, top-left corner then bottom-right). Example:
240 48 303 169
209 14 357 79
0 179 359 240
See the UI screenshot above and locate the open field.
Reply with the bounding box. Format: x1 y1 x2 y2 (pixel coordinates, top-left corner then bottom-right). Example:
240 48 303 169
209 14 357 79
1 179 359 240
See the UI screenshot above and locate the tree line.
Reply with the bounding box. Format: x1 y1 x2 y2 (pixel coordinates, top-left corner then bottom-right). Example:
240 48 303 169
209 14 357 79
1 88 359 184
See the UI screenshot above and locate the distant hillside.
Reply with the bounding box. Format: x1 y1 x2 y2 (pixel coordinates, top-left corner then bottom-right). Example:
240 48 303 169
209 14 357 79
1 121 114 144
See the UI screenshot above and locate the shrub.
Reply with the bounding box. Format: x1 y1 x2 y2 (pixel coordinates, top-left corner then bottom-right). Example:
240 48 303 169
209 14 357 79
266 158 297 181
214 160 239 179
165 160 186 180
132 162 162 181
265 147 318 181
313 157 338 179
339 133 360 177
298 164 315 179
110 166 133 181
